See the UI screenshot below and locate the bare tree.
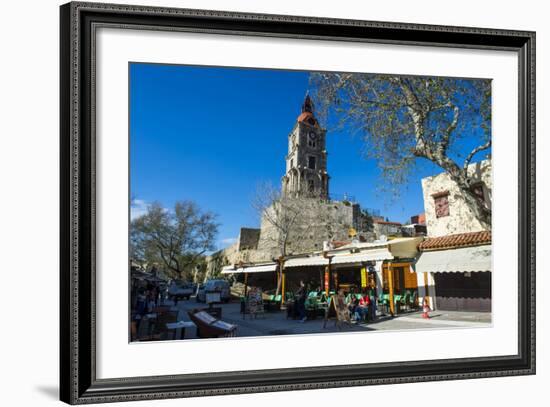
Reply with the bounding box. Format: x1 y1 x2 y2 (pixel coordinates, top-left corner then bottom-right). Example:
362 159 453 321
252 182 350 295
131 201 218 279
311 73 492 229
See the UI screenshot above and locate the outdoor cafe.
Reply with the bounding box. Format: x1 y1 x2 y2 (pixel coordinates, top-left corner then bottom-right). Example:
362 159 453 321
221 236 424 318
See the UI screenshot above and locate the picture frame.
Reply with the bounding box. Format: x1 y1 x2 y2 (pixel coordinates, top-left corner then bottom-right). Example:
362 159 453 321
60 1 536 404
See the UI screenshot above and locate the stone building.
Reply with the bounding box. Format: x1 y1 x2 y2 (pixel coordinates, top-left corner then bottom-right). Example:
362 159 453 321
205 228 262 279
254 95 368 260
372 220 403 239
421 159 492 237
207 95 370 277
415 159 492 312
281 95 329 199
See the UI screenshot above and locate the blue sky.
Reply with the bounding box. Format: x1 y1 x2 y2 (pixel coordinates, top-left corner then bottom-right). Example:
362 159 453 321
130 63 490 250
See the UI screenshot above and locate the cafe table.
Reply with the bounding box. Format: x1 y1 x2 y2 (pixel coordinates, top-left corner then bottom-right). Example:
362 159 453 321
165 321 196 340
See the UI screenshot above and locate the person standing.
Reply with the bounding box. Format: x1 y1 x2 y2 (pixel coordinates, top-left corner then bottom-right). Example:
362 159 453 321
296 280 307 322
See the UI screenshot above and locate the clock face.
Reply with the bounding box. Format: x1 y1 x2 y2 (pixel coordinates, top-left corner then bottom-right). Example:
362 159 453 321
308 132 317 142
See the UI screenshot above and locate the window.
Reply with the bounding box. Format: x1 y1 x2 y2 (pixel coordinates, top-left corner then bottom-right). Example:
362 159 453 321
471 182 486 203
308 156 316 169
308 131 317 147
433 192 450 218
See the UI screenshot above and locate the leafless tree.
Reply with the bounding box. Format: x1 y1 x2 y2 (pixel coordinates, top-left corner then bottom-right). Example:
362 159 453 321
252 182 350 295
311 73 492 229
131 201 218 280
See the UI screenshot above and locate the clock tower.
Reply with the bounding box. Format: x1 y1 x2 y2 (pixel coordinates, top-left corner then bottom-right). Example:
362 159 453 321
282 95 329 199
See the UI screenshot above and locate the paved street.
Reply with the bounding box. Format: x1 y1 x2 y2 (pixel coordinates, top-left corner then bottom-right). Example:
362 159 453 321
158 297 491 341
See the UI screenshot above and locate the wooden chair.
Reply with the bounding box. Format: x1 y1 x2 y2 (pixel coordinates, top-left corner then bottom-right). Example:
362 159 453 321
188 310 237 338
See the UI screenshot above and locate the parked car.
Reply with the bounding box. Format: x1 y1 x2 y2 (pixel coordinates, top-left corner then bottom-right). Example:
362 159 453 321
196 280 231 303
167 280 193 302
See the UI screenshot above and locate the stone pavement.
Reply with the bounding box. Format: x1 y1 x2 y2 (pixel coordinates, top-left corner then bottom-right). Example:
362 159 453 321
157 297 490 340
394 309 492 328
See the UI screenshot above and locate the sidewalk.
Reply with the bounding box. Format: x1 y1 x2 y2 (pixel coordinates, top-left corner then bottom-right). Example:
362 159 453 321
394 310 492 328
159 298 492 340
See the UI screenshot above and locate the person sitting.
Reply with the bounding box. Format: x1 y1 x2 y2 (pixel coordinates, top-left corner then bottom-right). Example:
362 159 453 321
348 295 359 322
356 292 370 322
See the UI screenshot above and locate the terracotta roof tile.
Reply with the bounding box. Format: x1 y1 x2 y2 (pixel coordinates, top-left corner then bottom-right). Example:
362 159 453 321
332 241 350 248
419 230 491 251
297 111 319 127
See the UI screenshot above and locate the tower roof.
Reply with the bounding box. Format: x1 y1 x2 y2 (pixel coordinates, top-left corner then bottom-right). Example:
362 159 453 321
297 94 319 127
302 94 314 113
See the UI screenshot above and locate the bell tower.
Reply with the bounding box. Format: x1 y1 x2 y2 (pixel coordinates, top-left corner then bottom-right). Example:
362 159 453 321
282 95 329 199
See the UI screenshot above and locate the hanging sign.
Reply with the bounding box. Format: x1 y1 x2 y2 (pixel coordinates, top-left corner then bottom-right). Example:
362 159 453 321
360 267 367 288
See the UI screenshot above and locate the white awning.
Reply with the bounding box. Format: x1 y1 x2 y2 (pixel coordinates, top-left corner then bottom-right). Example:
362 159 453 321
415 245 492 273
284 256 329 268
221 266 237 274
221 264 277 274
331 248 394 265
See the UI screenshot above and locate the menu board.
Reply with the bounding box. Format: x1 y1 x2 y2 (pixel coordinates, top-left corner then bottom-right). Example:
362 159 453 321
326 294 350 323
246 287 263 315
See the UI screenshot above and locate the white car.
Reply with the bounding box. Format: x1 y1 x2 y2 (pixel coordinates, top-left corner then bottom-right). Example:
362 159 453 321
167 280 193 302
196 280 231 303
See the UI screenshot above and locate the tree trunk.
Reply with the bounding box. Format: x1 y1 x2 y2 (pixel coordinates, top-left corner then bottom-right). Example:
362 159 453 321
400 79 492 230
434 155 491 229
413 138 491 230
274 263 283 297
449 172 492 230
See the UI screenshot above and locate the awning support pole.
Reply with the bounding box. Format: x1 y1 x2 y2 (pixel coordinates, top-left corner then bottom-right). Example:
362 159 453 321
423 272 432 310
324 265 330 295
281 272 286 305
388 263 395 316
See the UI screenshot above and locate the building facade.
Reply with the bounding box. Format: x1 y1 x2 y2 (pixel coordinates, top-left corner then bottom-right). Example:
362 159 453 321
207 95 370 279
415 159 492 312
281 95 329 199
421 159 492 237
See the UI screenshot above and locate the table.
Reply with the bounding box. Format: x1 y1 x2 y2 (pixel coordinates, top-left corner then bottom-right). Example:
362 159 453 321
165 321 196 340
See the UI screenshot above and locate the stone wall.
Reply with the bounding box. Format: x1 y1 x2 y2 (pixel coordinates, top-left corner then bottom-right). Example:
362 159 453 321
205 240 240 278
255 198 360 259
373 221 403 239
421 159 492 237
238 228 260 250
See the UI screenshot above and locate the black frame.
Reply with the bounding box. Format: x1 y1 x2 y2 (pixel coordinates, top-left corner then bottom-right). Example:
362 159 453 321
60 2 536 404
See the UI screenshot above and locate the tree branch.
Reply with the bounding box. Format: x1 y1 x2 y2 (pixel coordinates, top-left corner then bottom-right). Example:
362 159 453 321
440 103 459 151
463 140 491 170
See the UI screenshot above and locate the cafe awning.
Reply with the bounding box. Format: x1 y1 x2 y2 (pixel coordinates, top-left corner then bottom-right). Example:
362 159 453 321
284 256 329 268
331 248 394 265
221 265 237 274
415 244 492 273
221 263 277 274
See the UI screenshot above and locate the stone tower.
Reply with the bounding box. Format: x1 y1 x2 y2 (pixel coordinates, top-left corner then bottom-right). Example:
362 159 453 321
281 95 329 199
